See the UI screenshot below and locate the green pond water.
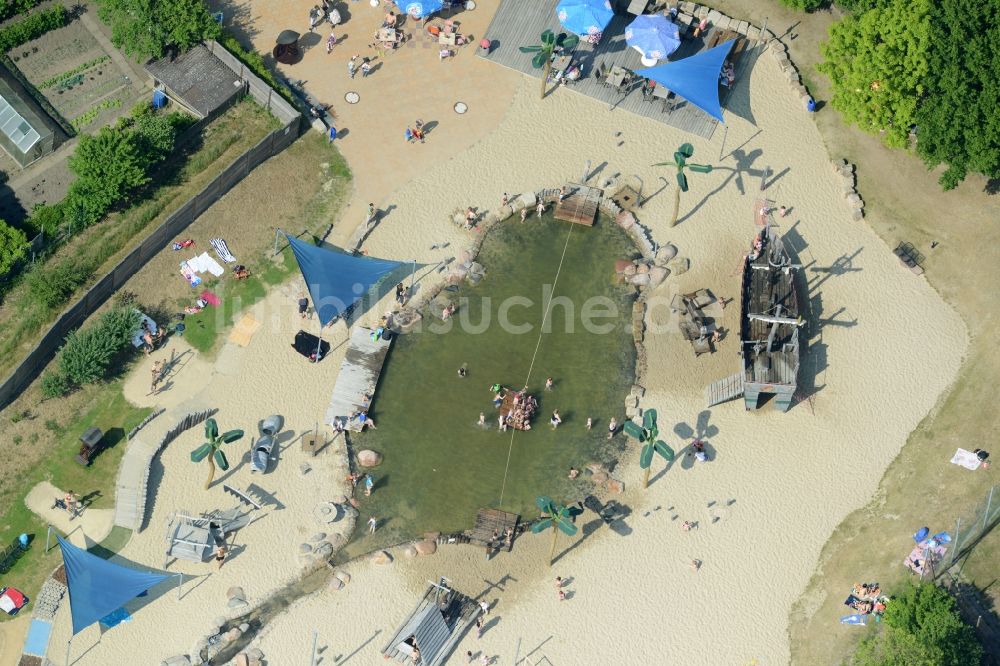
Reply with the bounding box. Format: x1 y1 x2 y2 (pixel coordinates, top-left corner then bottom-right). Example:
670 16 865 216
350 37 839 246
341 214 637 559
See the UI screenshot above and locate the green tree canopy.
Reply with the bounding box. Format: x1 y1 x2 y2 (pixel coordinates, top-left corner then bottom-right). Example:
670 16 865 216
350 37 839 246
851 582 982 666
0 219 27 276
819 0 931 148
97 0 220 60
912 0 1000 189
67 127 149 222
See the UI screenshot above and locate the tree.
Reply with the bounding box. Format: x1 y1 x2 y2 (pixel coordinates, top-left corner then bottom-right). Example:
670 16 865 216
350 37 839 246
622 409 675 489
530 496 578 567
518 29 580 100
851 582 982 666
97 0 220 61
818 0 931 148
0 219 27 276
653 143 713 227
912 0 1000 189
190 418 244 489
68 127 149 222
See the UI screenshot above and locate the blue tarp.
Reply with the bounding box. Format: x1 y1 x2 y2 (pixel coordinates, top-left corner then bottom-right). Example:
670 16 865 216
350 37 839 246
57 536 169 636
635 40 735 122
286 235 406 327
395 0 443 19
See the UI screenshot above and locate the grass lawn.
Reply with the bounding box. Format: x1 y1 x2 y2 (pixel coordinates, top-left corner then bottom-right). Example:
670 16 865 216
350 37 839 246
182 248 298 353
0 385 150 620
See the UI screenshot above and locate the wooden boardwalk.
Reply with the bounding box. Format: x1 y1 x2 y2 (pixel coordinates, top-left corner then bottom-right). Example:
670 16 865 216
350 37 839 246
554 183 602 226
466 508 520 547
479 0 722 139
324 326 392 431
705 371 744 407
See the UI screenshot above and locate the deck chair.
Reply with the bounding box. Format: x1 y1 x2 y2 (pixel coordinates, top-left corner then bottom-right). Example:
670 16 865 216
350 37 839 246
593 63 606 82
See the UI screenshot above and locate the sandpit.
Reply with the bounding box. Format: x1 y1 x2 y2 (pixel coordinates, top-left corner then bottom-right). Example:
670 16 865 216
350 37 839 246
43 30 965 666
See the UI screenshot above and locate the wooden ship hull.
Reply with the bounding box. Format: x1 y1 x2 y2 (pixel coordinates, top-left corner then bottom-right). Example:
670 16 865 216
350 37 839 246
705 223 803 411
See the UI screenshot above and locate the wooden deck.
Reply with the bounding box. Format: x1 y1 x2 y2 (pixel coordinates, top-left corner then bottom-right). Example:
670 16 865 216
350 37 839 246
554 183 601 226
465 508 520 547
705 371 745 407
324 327 392 431
479 0 730 139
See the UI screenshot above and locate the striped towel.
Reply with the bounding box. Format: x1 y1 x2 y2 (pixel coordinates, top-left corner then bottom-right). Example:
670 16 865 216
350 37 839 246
210 238 237 263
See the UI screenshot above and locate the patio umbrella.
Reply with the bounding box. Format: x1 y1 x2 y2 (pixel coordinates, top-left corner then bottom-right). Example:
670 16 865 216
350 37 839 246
635 40 734 122
556 0 614 39
625 15 680 66
276 30 300 45
395 0 443 19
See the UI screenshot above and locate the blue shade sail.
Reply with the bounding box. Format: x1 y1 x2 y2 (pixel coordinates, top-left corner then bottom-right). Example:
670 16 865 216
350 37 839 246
635 40 735 122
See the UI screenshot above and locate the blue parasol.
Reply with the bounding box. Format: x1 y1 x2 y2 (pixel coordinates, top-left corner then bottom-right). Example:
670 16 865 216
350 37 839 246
395 0 443 19
556 0 614 38
625 15 680 62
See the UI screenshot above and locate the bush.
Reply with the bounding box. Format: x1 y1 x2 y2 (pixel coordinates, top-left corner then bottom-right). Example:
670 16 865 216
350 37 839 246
28 202 64 236
852 582 982 666
40 370 71 398
0 5 68 53
97 0 219 60
68 126 151 220
778 0 826 11
25 259 91 308
57 306 139 386
0 0 43 23
0 218 27 276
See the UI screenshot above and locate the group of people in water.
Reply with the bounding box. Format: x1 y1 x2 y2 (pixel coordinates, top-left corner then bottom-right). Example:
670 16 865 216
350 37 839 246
489 383 538 431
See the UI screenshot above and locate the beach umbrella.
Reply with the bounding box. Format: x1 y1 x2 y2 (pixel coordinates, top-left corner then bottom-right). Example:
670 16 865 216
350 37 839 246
622 408 675 488
395 0 443 19
625 15 680 66
555 0 614 39
276 29 300 45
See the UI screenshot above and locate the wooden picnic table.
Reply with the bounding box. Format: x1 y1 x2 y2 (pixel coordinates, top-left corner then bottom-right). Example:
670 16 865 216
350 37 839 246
605 65 630 90
438 31 457 46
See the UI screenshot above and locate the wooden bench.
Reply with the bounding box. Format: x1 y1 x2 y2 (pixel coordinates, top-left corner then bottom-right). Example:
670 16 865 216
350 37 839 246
893 242 925 275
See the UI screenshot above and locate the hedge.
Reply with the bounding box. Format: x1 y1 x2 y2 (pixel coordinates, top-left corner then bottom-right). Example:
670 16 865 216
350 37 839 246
0 5 68 53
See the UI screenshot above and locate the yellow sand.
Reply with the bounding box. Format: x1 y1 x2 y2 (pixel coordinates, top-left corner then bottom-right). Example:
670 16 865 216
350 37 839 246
41 15 966 666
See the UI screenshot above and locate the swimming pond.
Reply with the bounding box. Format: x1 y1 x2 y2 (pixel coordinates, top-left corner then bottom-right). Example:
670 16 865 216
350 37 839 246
341 213 637 559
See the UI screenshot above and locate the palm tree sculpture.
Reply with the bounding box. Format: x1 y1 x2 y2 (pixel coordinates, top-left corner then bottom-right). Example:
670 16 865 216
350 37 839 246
190 418 244 490
519 30 580 100
622 409 675 489
654 143 713 227
531 496 579 567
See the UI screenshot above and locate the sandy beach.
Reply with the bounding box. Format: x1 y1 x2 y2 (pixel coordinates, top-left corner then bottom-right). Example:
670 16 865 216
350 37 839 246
36 17 967 666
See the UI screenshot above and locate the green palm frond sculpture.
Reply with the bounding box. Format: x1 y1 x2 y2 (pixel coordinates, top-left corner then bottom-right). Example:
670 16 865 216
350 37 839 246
531 496 579 567
519 30 580 99
622 409 675 489
654 143 713 227
190 418 244 489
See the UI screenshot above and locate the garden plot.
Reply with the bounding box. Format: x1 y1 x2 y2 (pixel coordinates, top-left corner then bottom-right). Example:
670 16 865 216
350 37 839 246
10 19 140 131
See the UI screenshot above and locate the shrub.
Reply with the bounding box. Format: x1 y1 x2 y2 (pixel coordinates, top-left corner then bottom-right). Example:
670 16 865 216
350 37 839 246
28 202 64 236
0 219 27 275
55 305 139 389
25 259 91 308
68 126 150 219
98 0 219 60
778 0 826 11
40 370 71 398
0 0 43 23
0 5 68 53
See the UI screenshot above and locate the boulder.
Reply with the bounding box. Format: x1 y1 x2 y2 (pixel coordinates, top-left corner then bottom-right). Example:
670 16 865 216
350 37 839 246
647 267 669 287
606 478 625 494
247 648 265 665
224 627 242 643
628 273 651 286
333 495 348 505
424 531 441 541
623 263 638 276
667 257 690 276
357 450 383 467
329 576 344 591
403 545 418 558
371 550 393 565
299 462 312 476
162 656 192 666
636 263 650 274
226 586 245 601
616 211 636 229
335 571 352 585
614 259 632 274
591 471 609 484
414 540 438 555
227 597 249 609
299 543 313 555
233 655 250 666
313 541 334 559
328 533 347 548
586 462 606 475
655 243 678 264
310 533 327 543
349 497 361 508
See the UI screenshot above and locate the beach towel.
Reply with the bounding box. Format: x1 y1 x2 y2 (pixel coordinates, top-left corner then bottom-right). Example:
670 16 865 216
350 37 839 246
180 262 202 287
200 291 221 307
950 448 981 471
210 238 237 263
99 607 132 629
189 252 225 277
840 614 867 626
